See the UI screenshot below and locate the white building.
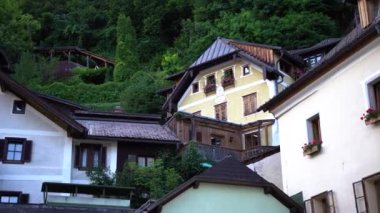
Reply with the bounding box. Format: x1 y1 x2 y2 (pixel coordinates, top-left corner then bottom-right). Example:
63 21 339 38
259 1 380 212
0 71 179 205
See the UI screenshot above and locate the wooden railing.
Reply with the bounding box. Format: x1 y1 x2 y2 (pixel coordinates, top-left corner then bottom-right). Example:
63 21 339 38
186 143 279 163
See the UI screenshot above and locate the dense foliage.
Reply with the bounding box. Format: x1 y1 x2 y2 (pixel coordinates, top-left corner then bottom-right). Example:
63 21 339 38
5 0 355 113
86 142 206 208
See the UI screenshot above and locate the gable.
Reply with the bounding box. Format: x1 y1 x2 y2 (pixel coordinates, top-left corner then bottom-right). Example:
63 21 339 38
161 183 290 213
0 90 67 134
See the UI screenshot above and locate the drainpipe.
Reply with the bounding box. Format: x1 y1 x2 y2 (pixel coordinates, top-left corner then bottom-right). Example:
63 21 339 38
274 50 285 95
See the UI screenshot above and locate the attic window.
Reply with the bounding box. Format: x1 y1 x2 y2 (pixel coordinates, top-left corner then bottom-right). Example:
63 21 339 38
12 100 26 114
242 65 250 76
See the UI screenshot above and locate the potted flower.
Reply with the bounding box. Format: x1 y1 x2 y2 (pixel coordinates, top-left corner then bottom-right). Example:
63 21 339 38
222 75 235 87
360 108 380 125
204 83 216 93
302 139 322 156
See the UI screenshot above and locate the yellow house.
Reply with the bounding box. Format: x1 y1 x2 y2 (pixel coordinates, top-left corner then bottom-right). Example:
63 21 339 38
162 38 305 148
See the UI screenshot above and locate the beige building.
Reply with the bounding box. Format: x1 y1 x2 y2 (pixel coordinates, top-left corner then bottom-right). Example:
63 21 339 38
162 38 304 149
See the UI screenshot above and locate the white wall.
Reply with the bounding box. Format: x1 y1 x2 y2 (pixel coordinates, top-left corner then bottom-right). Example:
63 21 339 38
0 91 72 203
71 139 118 184
248 152 283 189
275 37 380 212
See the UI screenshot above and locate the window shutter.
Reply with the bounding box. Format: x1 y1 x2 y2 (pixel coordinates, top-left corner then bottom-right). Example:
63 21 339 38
74 145 80 168
221 103 227 120
252 93 257 112
215 105 220 120
101 146 107 167
353 181 367 213
326 190 336 213
24 140 32 162
20 194 29 204
243 96 249 115
304 200 312 213
0 139 4 161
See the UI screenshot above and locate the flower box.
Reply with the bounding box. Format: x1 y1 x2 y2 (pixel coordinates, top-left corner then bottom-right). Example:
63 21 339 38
204 83 216 94
222 77 235 87
365 115 380 125
361 108 380 125
302 140 322 156
303 144 321 156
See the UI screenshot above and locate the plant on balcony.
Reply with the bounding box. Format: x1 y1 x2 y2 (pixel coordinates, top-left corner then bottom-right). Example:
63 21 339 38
222 75 235 87
204 83 216 93
360 108 380 125
302 139 322 156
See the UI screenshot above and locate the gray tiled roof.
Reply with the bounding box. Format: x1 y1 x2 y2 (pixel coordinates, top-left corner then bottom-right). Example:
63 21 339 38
77 120 179 142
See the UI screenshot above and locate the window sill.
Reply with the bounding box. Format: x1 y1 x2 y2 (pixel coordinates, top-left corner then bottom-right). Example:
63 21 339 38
2 160 25 164
303 144 321 156
365 116 380 125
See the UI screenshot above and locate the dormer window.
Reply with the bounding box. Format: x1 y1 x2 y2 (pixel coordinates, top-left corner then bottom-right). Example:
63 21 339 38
12 100 26 114
242 65 250 76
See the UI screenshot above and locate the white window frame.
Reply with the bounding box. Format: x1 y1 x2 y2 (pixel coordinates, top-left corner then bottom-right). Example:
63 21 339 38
241 64 251 77
362 71 380 110
191 81 200 94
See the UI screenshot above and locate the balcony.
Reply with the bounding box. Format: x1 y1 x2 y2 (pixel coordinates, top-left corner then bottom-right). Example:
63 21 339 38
204 83 216 94
41 182 134 208
221 76 235 87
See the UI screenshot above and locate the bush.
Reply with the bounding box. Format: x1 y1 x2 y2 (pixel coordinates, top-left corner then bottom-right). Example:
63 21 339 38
73 67 108 84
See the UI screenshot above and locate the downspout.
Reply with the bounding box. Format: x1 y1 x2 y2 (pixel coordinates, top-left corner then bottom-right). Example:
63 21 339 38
274 50 285 95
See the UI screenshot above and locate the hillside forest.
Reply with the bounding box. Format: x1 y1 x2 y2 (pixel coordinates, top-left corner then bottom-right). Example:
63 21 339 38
1 0 356 113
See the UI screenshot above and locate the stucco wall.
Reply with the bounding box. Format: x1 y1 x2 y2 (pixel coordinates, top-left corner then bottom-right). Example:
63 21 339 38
161 182 290 213
276 37 380 212
248 152 283 189
178 59 275 124
0 91 72 203
71 139 118 184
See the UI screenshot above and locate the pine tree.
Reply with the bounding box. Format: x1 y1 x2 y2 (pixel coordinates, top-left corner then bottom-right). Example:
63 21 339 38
113 14 137 82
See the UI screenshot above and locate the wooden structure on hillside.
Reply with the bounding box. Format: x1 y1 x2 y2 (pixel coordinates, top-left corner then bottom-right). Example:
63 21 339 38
34 46 114 68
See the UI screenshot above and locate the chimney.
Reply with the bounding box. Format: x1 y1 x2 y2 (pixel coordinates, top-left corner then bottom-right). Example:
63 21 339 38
357 0 380 28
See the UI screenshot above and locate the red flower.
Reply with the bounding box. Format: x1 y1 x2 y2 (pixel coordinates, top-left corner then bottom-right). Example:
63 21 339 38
367 108 374 113
360 117 364 120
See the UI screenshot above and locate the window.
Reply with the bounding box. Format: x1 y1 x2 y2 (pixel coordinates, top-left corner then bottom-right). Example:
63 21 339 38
222 68 234 87
242 65 250 76
243 93 257 116
74 144 106 170
126 154 154 167
307 114 322 142
244 132 260 149
354 172 380 213
192 82 199 93
0 138 32 164
12 100 26 114
204 75 216 93
0 191 28 204
304 191 335 213
211 135 223 146
196 132 202 142
137 156 154 167
215 102 227 121
305 54 323 67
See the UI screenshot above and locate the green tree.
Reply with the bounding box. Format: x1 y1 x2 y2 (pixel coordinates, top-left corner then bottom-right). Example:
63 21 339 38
0 0 40 60
113 14 138 82
120 71 164 113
